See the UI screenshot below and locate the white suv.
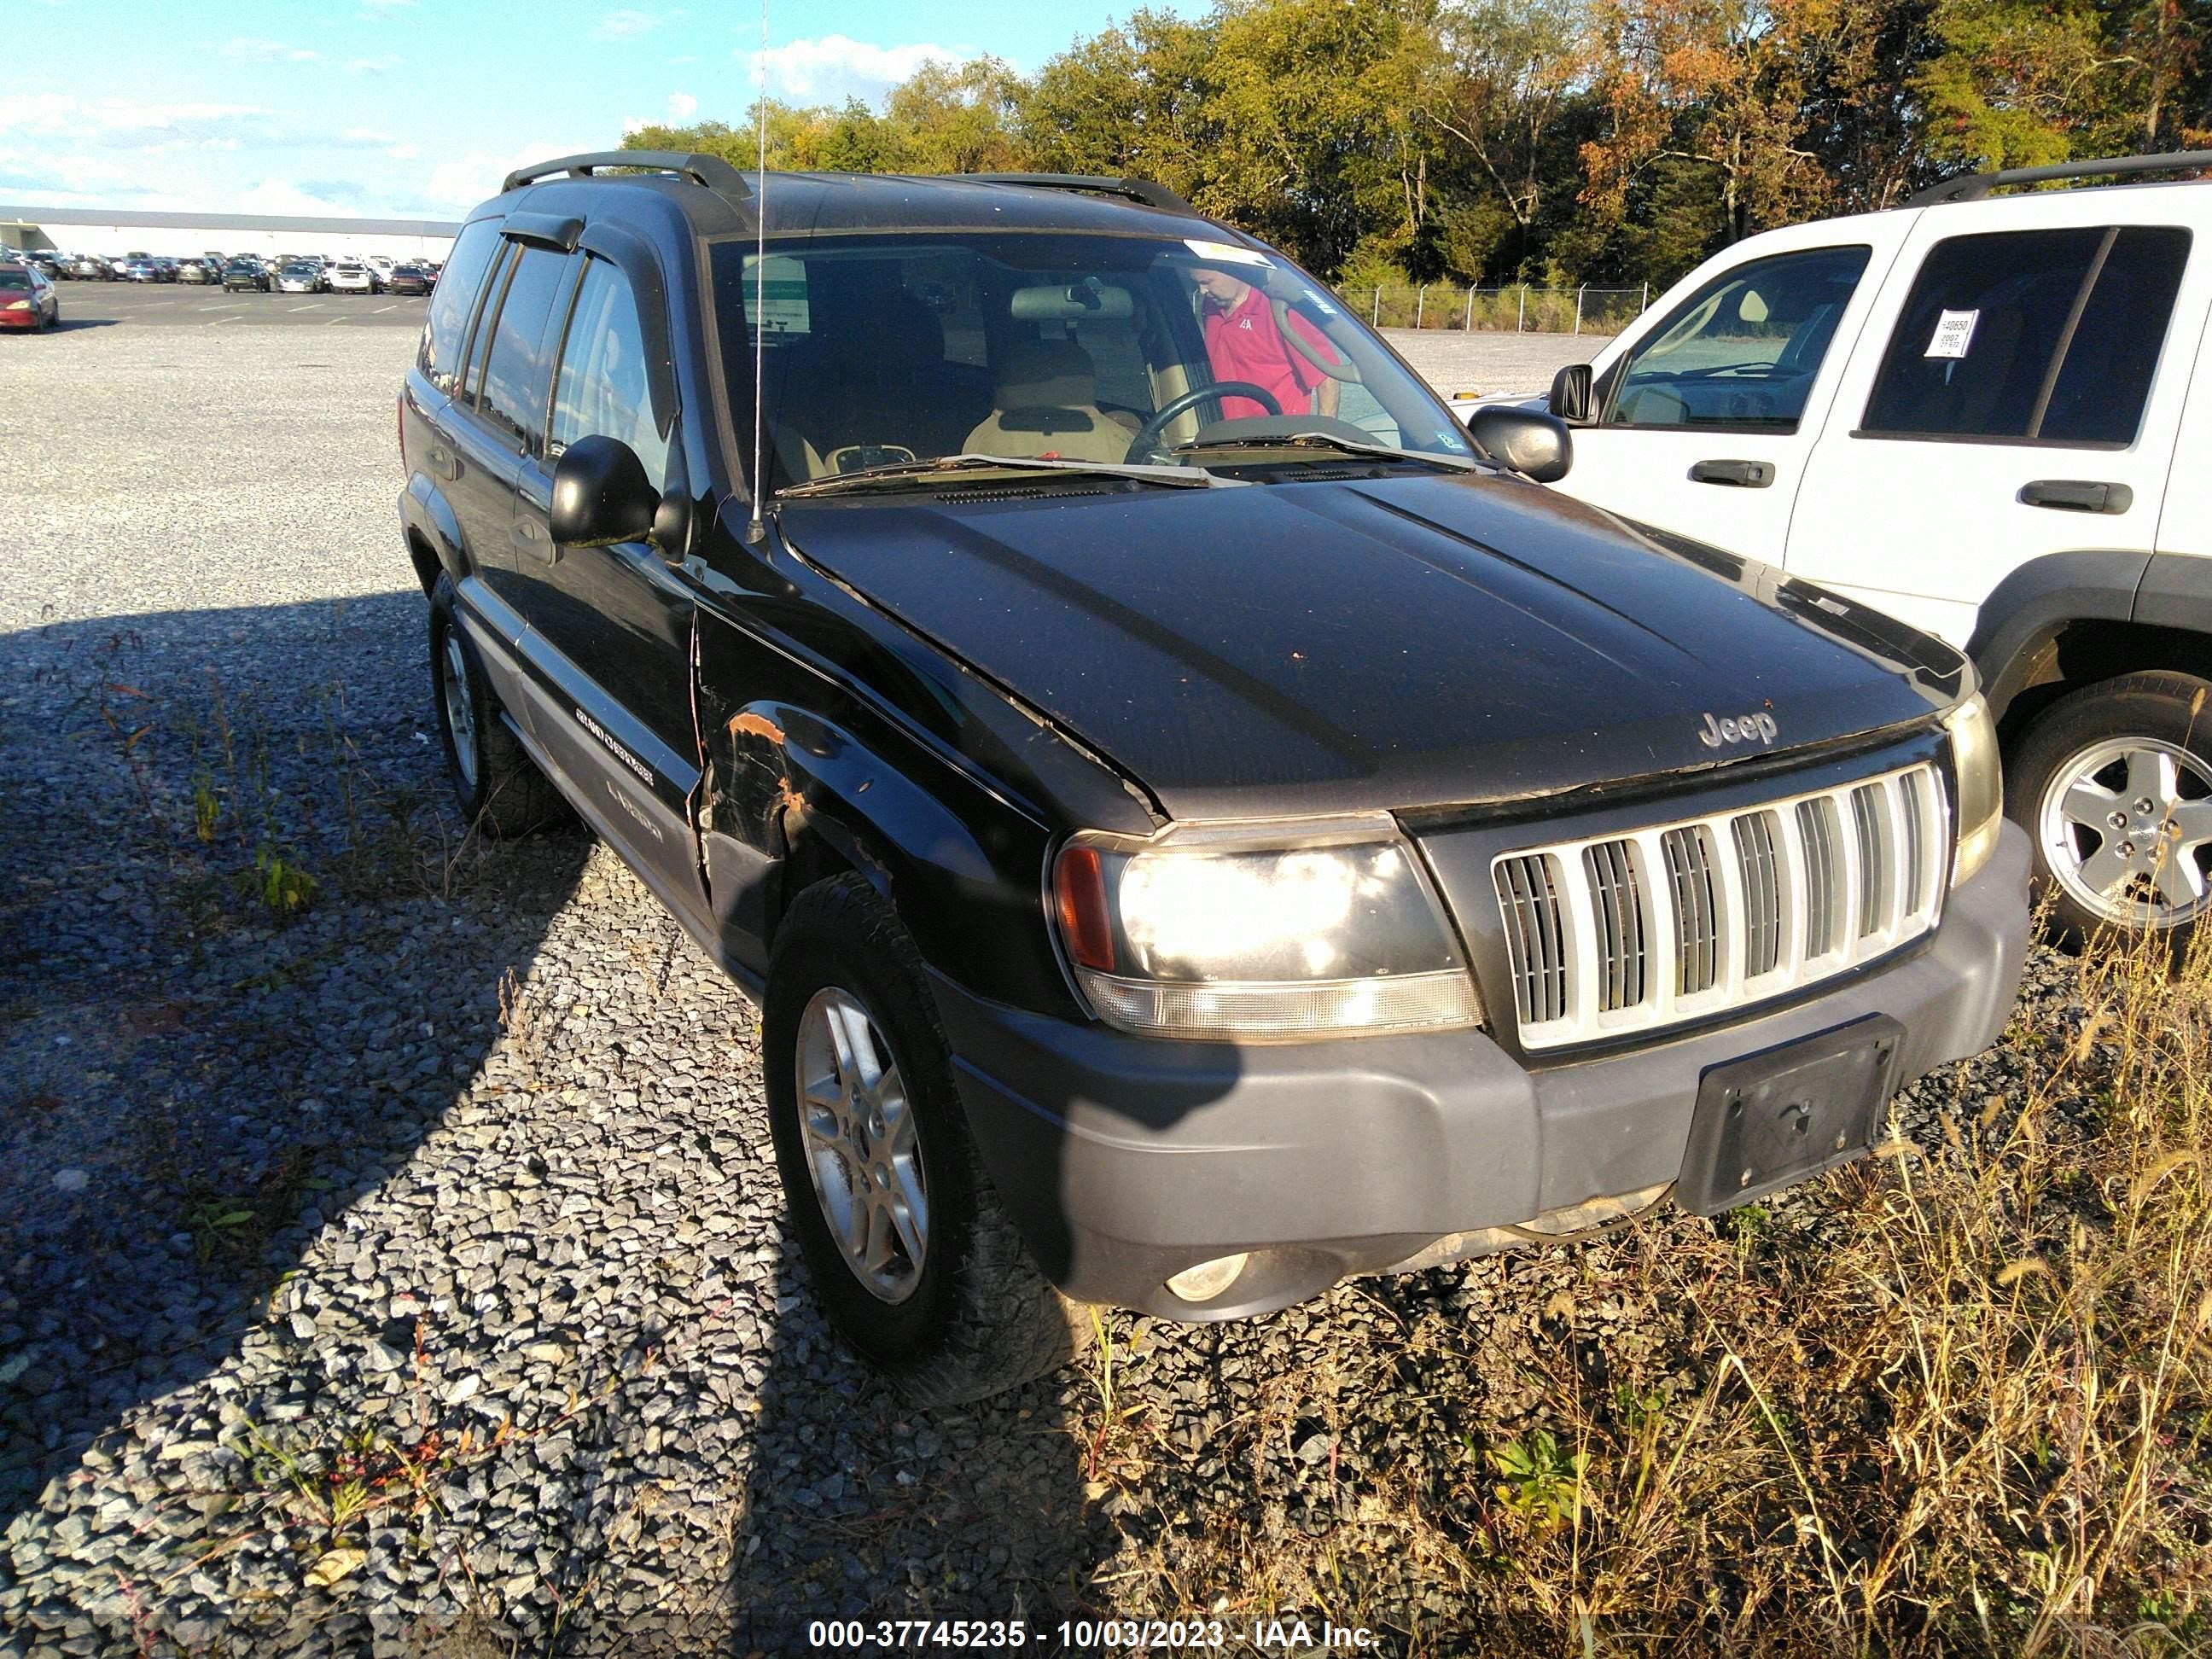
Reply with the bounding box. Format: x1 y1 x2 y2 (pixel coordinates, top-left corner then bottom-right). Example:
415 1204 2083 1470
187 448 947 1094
1505 150 2212 948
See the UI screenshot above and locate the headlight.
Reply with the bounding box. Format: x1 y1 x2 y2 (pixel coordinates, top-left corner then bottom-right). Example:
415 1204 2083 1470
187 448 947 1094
3 300 29 311
1051 816 1482 1039
1944 690 2003 887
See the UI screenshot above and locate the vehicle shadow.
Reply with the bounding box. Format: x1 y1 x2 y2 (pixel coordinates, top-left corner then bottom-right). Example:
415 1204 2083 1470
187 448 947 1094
0 588 1155 1655
0 595 591 1585
16 317 117 335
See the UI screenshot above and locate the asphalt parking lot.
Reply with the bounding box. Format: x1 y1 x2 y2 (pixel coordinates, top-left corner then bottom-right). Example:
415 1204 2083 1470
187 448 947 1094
45 282 431 329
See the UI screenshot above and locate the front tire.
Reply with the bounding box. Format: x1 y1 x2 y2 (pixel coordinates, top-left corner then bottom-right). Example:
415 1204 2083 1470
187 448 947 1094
763 876 1079 1406
2008 670 2212 950
428 574 565 836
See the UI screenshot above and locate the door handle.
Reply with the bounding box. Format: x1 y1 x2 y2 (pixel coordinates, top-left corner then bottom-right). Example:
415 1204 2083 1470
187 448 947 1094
1688 459 1775 488
2020 479 2133 515
424 442 459 482
511 516 558 564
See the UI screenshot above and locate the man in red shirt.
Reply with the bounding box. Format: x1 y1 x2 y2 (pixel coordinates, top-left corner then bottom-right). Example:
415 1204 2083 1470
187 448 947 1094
1191 264 1342 422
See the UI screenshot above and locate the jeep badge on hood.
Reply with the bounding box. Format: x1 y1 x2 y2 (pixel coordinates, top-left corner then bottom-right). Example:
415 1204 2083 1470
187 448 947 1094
1698 710 1779 748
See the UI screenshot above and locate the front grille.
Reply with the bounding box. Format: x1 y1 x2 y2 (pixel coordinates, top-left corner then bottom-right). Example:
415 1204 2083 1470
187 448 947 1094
1491 762 1948 1051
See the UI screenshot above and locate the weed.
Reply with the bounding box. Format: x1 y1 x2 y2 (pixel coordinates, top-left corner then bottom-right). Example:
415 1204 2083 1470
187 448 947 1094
1488 1429 1589 1531
185 1200 257 1265
237 845 317 916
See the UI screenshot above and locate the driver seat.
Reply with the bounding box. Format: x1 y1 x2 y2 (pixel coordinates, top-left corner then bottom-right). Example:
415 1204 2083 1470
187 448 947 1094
963 340 1140 463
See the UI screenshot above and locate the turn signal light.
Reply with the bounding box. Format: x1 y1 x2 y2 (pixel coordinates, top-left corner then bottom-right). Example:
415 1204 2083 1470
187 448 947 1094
1053 844 1115 970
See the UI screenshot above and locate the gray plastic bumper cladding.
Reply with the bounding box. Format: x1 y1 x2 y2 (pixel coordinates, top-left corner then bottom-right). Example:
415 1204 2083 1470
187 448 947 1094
932 820 2031 1320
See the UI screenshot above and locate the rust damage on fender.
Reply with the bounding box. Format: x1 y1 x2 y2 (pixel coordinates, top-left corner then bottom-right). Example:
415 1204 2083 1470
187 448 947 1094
729 711 786 744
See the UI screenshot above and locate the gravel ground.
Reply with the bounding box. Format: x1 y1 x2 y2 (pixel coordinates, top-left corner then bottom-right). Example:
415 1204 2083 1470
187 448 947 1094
1 322 2057 1656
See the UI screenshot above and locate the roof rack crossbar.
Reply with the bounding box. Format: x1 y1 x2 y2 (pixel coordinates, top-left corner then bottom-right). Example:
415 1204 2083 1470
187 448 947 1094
1906 148 2212 207
963 172 1198 216
503 150 752 199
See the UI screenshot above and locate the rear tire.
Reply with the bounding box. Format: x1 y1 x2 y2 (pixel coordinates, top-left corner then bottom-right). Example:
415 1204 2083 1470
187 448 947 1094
2007 670 2212 952
763 875 1080 1406
428 573 567 837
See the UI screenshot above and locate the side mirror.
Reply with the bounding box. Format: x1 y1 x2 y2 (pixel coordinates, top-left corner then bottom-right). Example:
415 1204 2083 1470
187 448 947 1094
1548 363 1594 424
1467 406 1573 484
550 435 656 548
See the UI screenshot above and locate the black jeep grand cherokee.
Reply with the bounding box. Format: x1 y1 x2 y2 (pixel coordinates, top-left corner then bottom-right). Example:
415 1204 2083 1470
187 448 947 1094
398 153 2029 1402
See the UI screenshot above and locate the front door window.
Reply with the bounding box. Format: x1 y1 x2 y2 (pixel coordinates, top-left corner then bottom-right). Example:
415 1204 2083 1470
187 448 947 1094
1604 247 1873 433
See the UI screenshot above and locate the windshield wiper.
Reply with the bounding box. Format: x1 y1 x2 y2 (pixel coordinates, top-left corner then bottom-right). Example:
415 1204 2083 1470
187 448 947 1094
776 452 1232 498
1173 431 1484 473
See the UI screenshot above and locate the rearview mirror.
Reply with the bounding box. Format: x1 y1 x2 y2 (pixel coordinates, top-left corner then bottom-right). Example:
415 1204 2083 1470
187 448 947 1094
550 435 656 547
1547 363 1594 424
1467 406 1573 484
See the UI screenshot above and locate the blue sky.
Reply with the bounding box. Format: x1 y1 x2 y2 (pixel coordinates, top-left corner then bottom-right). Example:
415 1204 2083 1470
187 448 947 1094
0 0 1188 218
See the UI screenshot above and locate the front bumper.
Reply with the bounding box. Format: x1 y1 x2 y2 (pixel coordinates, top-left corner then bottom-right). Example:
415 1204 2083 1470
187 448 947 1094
0 309 44 329
935 821 2030 1318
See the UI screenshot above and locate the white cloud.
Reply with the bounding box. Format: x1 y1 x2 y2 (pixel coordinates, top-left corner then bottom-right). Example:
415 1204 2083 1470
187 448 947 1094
740 34 972 103
359 0 414 11
0 94 271 149
668 54 697 65
666 91 697 120
347 55 403 74
596 9 660 38
387 143 419 162
219 37 320 62
340 127 393 144
422 140 603 209
239 178 358 215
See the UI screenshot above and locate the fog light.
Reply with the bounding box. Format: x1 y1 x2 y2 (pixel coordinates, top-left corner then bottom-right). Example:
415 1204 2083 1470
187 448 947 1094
1166 1253 1249 1303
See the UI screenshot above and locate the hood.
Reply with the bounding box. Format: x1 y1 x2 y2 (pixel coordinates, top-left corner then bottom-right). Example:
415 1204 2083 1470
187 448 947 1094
777 471 1968 822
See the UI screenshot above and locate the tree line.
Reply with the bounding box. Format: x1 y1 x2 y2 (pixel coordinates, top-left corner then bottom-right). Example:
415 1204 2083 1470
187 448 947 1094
620 0 2209 291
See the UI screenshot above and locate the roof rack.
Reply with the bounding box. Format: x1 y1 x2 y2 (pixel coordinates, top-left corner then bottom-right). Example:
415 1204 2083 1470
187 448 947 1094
963 173 1198 216
502 150 752 199
1906 148 2212 207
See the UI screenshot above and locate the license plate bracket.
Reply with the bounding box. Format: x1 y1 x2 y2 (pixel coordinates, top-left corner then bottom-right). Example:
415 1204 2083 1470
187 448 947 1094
1676 1016 1903 1216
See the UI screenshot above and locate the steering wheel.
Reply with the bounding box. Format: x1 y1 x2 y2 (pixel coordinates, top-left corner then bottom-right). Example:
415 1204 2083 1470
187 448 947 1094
1125 381 1283 463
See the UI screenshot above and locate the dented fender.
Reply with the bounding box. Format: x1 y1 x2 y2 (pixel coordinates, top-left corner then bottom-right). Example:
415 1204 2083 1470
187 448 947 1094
702 694 1076 1011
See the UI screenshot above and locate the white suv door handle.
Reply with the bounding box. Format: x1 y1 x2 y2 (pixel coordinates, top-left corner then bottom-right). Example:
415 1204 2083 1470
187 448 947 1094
1689 459 1774 488
2020 479 2133 515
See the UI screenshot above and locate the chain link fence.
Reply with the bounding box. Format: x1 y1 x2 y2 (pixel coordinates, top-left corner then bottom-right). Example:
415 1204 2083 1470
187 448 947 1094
1341 282 1651 335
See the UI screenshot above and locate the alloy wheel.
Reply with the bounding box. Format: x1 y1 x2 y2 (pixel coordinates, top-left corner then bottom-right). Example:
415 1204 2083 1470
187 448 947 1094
439 632 478 793
2036 736 2212 929
793 986 928 1303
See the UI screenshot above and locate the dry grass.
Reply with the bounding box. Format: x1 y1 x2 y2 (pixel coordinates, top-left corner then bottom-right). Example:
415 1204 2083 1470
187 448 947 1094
1077 929 2212 1653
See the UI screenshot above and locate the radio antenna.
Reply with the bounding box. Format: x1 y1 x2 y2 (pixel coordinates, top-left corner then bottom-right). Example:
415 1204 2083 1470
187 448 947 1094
745 0 770 544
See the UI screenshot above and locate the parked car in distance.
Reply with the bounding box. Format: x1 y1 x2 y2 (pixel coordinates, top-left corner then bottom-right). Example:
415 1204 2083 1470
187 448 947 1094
327 261 378 294
274 262 324 294
120 259 161 283
222 257 270 293
175 258 218 285
399 154 2029 1404
385 263 434 296
1498 151 2212 951
62 253 111 280
0 260 61 332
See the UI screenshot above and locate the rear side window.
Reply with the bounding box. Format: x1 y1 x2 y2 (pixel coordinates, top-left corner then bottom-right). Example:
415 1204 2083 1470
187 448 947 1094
418 218 502 395
474 246 574 450
550 257 670 484
1861 226 2192 446
1603 246 1871 432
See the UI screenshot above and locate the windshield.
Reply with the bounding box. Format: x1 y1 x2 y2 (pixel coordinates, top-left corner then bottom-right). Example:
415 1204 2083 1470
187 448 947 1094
711 231 1473 492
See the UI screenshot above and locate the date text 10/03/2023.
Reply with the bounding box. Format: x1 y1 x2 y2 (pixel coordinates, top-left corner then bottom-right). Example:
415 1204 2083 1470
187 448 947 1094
805 1619 1382 1650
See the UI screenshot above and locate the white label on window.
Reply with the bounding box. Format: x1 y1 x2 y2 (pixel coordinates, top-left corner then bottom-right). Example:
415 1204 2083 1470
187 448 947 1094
1925 308 1978 358
1182 237 1271 268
